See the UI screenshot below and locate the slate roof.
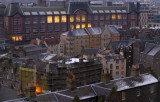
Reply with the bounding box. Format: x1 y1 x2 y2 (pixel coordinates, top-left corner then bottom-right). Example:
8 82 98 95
68 2 92 14
83 48 100 55
36 92 59 102
147 45 160 56
62 29 88 37
108 25 119 34
5 3 23 16
0 86 18 102
57 85 97 100
86 27 103 35
95 73 158 91
142 42 156 54
0 4 6 16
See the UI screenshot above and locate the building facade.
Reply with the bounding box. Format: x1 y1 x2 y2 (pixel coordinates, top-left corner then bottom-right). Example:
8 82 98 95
1 2 139 42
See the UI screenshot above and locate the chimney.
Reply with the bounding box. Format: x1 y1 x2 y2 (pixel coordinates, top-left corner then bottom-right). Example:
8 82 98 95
101 68 110 83
120 48 124 56
131 64 139 76
25 86 36 99
46 63 50 73
66 74 76 90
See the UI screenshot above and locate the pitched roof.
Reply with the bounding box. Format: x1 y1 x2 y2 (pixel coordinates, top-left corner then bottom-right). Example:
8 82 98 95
68 2 92 14
108 25 119 34
95 73 158 91
5 3 23 16
83 48 100 55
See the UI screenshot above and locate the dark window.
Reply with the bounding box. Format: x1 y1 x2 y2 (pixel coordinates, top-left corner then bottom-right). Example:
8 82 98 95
106 15 110 20
116 66 119 70
40 25 45 33
100 15 104 20
40 16 45 23
25 26 30 33
25 17 30 24
33 26 38 33
62 24 67 31
48 25 52 33
33 17 38 24
94 15 98 20
55 24 60 32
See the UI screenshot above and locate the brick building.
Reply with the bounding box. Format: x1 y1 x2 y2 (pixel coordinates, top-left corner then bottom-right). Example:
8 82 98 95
2 2 139 42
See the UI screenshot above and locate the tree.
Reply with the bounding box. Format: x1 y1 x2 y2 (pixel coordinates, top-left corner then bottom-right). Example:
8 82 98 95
107 87 120 102
73 95 81 102
142 67 158 78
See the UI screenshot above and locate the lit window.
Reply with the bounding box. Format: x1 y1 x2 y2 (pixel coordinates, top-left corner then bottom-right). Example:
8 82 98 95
47 16 52 23
12 36 16 41
121 65 124 69
55 16 59 23
70 24 74 30
12 36 22 41
88 23 92 27
122 91 125 100
61 15 66 22
76 16 80 22
76 24 80 29
82 24 85 29
112 14 116 20
82 15 86 22
118 14 122 19
70 16 74 22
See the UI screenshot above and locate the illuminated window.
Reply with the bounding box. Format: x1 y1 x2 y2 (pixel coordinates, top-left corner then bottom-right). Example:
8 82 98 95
76 16 80 22
54 16 59 23
76 24 80 29
122 91 125 100
12 36 22 41
121 65 124 69
118 14 122 19
70 16 74 22
61 15 66 22
82 15 86 22
70 24 74 30
82 24 85 28
47 16 52 23
112 14 116 20
88 23 92 27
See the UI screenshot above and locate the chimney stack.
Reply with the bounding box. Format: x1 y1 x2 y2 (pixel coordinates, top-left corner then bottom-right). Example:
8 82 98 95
66 74 76 90
131 64 139 76
101 68 110 83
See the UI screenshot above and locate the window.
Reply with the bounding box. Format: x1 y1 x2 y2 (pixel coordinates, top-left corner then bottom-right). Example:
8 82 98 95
76 16 80 22
100 22 104 27
121 71 124 75
118 21 121 25
82 24 85 29
110 64 113 69
62 24 67 31
88 23 92 27
25 26 30 33
70 15 74 22
121 65 124 69
47 16 52 23
40 17 45 23
150 86 154 94
13 17 20 25
88 15 91 22
25 17 30 24
106 15 110 20
100 15 104 20
131 15 136 19
40 25 45 33
54 24 60 32
76 24 80 29
137 88 140 96
94 22 98 27
123 15 127 19
94 15 98 20
33 26 38 33
123 21 127 25
117 14 122 19
48 25 52 33
61 15 66 22
12 36 22 41
33 17 38 24
112 14 116 20
131 21 136 27
116 66 119 70
70 24 74 30
13 26 21 33
122 91 125 100
116 60 119 63
112 21 116 25
82 15 86 22
54 16 59 23
116 71 119 75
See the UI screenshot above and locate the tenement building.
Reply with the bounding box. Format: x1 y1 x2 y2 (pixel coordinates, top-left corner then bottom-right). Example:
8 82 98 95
1 1 139 42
